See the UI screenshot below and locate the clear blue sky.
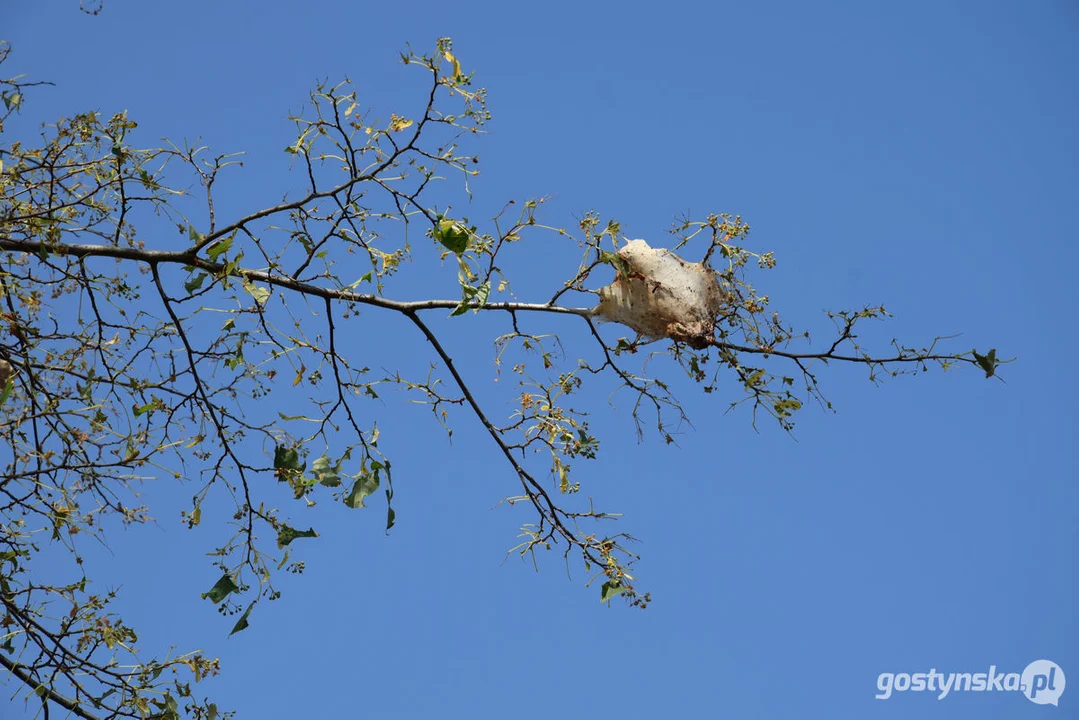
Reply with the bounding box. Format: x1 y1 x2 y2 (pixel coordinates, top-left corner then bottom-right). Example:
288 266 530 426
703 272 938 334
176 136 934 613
4 1 1077 718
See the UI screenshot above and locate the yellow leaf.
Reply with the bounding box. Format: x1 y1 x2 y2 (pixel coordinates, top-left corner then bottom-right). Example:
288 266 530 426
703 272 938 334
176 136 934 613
389 114 414 132
444 51 462 78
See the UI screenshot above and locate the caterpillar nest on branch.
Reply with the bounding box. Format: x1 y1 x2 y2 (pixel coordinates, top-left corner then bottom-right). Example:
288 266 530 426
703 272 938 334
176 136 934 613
592 239 727 350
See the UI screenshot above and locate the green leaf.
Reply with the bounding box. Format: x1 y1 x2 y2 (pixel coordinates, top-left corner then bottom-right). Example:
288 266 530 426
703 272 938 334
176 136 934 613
226 341 245 371
184 273 207 294
276 525 318 549
973 348 998 378
311 455 342 487
345 471 379 509
385 474 396 531
599 250 631 278
206 234 234 262
187 225 202 243
450 280 490 317
278 411 316 422
450 297 471 317
434 218 469 254
229 603 255 636
222 250 245 278
201 573 239 604
242 278 270 305
348 271 374 290
2 91 23 112
132 401 154 417
472 281 490 311
0 378 13 408
600 581 626 603
273 445 304 473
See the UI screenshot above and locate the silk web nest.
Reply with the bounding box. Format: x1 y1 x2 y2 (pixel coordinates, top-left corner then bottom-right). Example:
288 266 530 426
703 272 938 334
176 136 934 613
592 239 728 350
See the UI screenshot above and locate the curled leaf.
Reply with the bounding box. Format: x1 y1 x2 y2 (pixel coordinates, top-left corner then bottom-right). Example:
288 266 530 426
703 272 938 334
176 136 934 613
434 219 470 255
443 51 462 78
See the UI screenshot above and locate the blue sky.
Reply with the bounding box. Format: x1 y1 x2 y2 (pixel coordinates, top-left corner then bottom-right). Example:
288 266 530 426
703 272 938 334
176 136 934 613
3 1 1077 718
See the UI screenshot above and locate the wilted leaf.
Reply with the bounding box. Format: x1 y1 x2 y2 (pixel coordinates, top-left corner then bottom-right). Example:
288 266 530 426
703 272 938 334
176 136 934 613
276 525 318 549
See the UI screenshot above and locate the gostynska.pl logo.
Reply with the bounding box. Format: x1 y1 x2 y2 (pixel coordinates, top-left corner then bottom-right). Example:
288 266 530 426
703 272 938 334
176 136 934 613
876 659 1064 706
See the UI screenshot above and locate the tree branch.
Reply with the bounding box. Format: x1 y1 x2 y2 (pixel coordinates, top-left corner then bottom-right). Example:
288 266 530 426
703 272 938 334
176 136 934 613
0 654 103 720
